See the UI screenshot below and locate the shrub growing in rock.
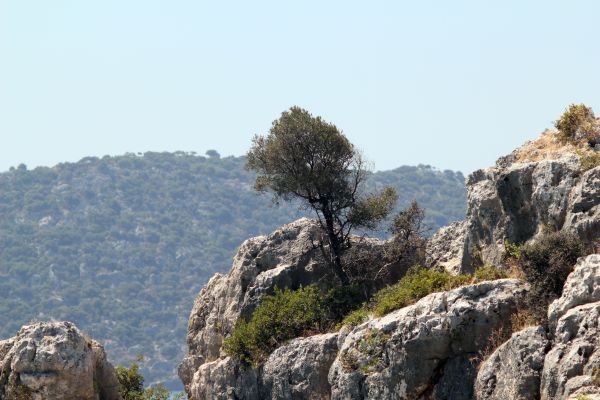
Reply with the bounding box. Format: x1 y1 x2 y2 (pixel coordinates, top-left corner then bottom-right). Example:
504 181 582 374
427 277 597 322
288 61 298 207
473 265 508 282
578 149 600 171
342 201 427 289
340 265 508 327
555 103 598 146
371 266 471 316
223 285 366 367
519 231 583 323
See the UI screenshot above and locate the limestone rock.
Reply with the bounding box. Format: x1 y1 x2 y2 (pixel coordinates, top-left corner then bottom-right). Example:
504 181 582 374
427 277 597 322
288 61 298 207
328 279 528 400
427 131 600 274
261 333 339 400
187 333 339 400
541 254 600 400
0 321 121 400
182 218 328 368
425 220 468 274
548 254 600 333
180 218 369 399
475 326 548 400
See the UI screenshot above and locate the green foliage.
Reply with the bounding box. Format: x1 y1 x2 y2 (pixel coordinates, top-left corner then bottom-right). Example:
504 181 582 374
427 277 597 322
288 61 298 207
577 149 600 171
348 187 398 231
473 265 508 282
116 362 145 400
519 231 584 323
555 103 596 144
116 359 172 400
339 308 370 328
247 107 398 283
339 264 506 327
0 152 466 388
223 284 365 367
355 329 390 374
371 266 471 316
503 239 522 260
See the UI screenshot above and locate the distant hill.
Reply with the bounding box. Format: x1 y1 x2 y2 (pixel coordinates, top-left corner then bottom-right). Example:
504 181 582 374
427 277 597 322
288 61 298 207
0 152 466 388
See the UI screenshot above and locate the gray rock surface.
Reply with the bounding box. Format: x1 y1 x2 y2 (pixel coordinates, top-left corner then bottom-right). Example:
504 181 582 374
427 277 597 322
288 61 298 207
187 333 339 400
542 254 600 400
548 254 600 332
0 321 121 400
179 219 353 398
180 217 328 381
261 333 339 400
328 279 528 400
475 326 548 400
427 132 600 274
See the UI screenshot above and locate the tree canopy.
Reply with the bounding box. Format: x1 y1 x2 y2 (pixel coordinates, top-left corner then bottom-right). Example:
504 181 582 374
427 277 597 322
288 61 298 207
247 107 398 283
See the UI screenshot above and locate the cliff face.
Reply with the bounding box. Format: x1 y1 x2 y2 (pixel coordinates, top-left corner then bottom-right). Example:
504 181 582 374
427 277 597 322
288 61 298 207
0 321 121 400
427 129 600 274
475 254 600 400
179 130 600 399
177 217 531 399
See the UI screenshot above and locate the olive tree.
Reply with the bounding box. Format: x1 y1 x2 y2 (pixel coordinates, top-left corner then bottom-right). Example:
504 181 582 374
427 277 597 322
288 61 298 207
246 106 397 284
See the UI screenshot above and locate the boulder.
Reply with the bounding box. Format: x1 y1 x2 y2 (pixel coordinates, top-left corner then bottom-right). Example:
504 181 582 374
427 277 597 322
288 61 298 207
328 279 528 400
475 326 548 400
0 321 121 400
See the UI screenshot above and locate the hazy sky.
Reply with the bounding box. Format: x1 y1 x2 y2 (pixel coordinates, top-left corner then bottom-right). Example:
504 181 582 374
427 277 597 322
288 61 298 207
1 1 599 174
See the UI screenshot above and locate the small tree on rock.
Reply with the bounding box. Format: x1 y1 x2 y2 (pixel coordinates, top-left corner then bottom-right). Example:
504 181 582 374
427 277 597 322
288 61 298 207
246 106 397 284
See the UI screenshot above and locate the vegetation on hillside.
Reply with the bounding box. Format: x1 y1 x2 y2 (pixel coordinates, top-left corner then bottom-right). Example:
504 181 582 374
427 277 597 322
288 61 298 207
507 231 584 324
0 152 466 388
224 264 508 367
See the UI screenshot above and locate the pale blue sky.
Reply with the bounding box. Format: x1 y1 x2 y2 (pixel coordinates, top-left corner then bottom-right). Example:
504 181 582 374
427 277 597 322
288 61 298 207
1 1 599 174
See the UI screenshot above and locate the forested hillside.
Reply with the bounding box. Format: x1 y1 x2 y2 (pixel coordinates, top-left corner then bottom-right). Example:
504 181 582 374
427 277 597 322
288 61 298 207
0 152 465 388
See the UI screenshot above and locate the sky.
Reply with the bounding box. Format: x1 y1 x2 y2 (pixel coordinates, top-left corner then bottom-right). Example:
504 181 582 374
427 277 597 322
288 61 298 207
1 1 600 174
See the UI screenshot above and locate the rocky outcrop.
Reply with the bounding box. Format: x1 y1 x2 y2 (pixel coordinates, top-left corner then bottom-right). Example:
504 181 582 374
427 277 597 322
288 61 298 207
180 130 600 399
261 333 339 400
427 130 600 274
475 326 548 400
180 218 360 398
186 333 339 400
179 219 329 393
0 321 121 400
541 254 600 400
328 279 528 400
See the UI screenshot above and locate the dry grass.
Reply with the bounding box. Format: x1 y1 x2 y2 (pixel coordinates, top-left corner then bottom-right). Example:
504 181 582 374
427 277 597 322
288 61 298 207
476 325 511 367
512 129 578 164
510 308 537 332
476 307 537 367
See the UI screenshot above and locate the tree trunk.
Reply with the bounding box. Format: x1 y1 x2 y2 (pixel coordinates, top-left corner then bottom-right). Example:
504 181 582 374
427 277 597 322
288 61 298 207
321 207 349 285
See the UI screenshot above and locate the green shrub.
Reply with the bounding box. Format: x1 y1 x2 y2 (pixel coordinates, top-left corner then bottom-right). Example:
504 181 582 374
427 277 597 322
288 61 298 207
371 266 471 316
116 362 144 400
337 265 509 327
116 358 185 400
503 239 521 260
577 149 600 171
339 307 370 328
223 285 365 367
555 103 596 144
473 265 508 282
519 231 583 323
